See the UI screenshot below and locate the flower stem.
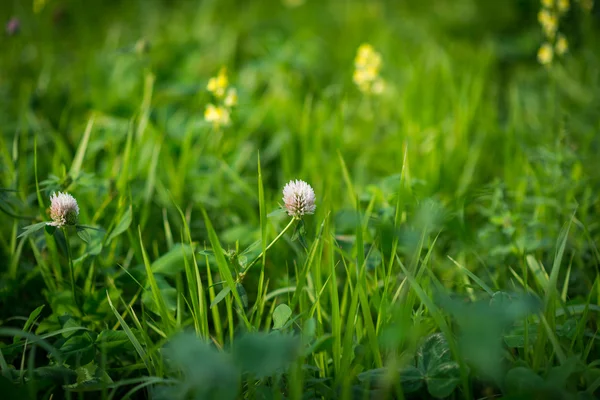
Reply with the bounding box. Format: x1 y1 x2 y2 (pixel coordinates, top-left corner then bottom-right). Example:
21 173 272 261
240 217 296 279
63 228 78 311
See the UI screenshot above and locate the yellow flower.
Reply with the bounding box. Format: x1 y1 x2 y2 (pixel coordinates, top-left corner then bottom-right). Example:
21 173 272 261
537 43 554 65
538 9 558 38
353 43 384 95
204 104 231 127
557 0 570 13
541 0 553 7
207 67 228 98
555 34 568 56
224 88 238 107
371 78 386 95
33 0 48 13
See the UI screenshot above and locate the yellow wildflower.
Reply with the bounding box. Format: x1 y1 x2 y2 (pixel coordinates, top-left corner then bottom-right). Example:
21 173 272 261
537 43 554 65
33 0 48 13
353 43 384 95
371 78 386 95
224 88 238 107
538 9 558 38
555 34 568 56
557 0 570 12
541 0 553 7
207 67 228 98
204 104 231 127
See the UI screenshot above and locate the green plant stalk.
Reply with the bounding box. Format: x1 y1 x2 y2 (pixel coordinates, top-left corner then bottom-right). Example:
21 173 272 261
240 217 296 279
62 227 78 311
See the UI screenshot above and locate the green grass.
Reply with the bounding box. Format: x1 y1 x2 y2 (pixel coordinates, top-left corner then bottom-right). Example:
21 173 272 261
1 0 600 399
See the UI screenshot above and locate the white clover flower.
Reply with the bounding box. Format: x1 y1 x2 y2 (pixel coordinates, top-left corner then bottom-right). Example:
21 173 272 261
48 192 79 227
282 180 316 218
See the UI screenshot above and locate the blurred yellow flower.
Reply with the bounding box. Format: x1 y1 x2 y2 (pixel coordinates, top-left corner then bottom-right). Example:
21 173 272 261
207 67 228 98
541 0 553 7
557 0 570 13
224 88 238 107
353 43 384 95
537 43 554 65
555 34 568 56
33 0 48 13
204 104 231 127
538 9 558 38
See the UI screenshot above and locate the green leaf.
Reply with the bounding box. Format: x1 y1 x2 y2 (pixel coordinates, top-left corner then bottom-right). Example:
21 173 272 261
107 206 132 243
426 362 461 398
163 332 239 400
504 367 546 394
232 332 299 378
13 305 44 344
96 330 134 353
267 208 287 218
417 333 461 398
400 365 424 393
151 244 195 277
17 222 47 239
273 304 292 330
76 226 91 243
304 334 334 356
142 275 177 313
211 286 232 309
45 224 56 235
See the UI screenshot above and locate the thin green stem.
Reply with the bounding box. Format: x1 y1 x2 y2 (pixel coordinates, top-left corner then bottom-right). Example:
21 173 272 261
240 217 296 279
63 228 78 311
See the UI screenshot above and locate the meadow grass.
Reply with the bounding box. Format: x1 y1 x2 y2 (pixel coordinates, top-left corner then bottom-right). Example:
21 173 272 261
1 0 600 399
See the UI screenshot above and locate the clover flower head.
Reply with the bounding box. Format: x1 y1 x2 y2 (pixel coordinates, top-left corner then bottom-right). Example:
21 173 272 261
207 67 229 98
282 180 316 218
204 103 231 127
6 17 20 36
48 192 79 227
537 42 554 65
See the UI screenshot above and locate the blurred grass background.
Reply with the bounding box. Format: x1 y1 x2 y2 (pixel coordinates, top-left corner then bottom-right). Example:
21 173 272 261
1 0 600 399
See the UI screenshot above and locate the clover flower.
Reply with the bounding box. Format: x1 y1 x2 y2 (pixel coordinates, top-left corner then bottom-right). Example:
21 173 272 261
282 180 316 218
353 44 385 95
6 17 20 36
537 43 554 65
204 104 231 127
48 192 79 228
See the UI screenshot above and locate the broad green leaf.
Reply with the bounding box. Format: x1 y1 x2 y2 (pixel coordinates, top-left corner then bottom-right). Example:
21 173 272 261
273 304 292 330
504 367 546 394
163 333 239 400
107 206 132 243
400 365 424 393
17 222 47 239
426 362 461 398
232 332 299 378
76 226 91 243
151 244 195 277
